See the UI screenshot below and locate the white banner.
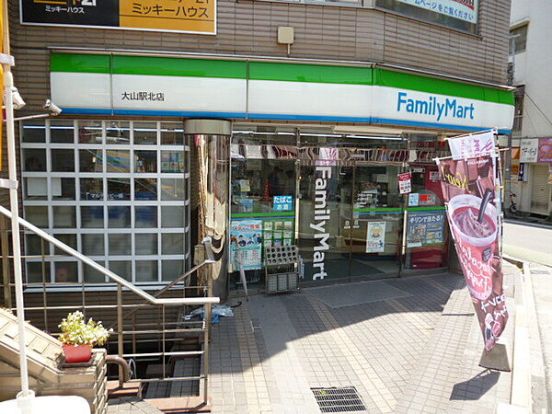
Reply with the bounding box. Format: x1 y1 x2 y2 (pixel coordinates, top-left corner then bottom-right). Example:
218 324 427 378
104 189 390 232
366 222 386 253
448 130 495 160
396 0 478 24
520 138 539 163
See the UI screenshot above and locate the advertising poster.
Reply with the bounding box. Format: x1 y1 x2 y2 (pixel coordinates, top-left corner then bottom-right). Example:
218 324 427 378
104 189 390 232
437 145 508 351
520 138 539 163
396 0 478 23
230 220 263 271
398 172 412 194
366 221 386 253
538 138 552 163
21 0 216 34
406 211 446 247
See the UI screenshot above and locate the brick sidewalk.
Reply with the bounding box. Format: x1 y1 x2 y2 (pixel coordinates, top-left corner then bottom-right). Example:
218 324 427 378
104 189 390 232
207 271 514 413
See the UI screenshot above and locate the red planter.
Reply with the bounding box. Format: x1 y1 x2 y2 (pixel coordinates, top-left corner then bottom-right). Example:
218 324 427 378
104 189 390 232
62 344 92 363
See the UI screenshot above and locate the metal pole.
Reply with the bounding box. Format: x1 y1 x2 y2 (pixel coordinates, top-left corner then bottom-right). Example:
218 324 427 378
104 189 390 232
4 61 32 399
0 215 11 309
202 279 212 405
117 284 124 387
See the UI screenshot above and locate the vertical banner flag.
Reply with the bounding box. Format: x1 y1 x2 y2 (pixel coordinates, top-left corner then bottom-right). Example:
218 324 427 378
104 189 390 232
437 131 508 351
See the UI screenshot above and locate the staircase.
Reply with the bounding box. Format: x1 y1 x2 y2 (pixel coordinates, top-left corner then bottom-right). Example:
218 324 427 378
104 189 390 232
0 308 108 414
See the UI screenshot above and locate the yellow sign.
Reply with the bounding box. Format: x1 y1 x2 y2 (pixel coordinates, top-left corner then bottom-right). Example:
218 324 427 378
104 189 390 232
120 0 215 34
21 0 216 35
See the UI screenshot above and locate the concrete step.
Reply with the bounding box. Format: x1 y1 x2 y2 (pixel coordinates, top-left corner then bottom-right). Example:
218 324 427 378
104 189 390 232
145 397 210 413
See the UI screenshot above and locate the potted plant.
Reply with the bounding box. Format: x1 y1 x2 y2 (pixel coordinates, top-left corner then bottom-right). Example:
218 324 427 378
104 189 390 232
58 311 111 363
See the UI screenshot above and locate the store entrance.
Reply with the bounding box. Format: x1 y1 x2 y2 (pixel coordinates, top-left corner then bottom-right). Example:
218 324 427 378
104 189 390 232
297 161 403 284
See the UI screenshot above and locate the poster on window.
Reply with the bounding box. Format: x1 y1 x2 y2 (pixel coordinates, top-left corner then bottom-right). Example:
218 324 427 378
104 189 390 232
230 220 263 271
366 221 386 253
396 0 478 24
406 211 446 247
398 172 412 194
436 134 508 351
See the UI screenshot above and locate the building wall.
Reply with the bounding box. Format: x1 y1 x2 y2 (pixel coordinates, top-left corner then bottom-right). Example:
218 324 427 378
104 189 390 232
509 0 552 216
511 0 552 138
8 0 512 115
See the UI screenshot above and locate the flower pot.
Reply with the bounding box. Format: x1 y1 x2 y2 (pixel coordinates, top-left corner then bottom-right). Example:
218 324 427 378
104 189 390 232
62 344 92 363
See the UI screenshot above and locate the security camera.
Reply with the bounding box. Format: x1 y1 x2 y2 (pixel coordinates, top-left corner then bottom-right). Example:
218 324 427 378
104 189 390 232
43 99 62 116
11 87 26 110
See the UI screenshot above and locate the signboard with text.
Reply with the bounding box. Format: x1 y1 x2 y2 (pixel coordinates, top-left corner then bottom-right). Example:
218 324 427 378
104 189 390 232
406 211 446 247
520 138 539 163
396 0 478 24
21 0 216 34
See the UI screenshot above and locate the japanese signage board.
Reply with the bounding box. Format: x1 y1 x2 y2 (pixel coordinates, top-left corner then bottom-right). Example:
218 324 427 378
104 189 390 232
20 0 216 35
396 0 478 24
520 138 539 163
273 195 293 212
436 131 508 351
406 211 446 247
230 220 262 271
448 130 495 160
398 172 412 194
366 221 386 253
538 138 552 163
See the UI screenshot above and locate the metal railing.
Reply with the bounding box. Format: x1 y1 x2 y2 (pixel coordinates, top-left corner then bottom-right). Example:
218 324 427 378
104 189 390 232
0 205 219 405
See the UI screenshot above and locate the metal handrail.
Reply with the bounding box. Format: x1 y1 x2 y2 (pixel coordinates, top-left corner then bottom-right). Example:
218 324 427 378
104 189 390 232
0 205 219 307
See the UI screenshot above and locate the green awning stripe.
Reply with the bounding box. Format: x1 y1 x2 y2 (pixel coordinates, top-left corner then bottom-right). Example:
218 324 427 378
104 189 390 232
50 53 513 105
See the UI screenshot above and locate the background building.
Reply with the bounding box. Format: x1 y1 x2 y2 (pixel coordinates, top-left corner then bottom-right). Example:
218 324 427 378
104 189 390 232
1 0 514 299
508 0 552 218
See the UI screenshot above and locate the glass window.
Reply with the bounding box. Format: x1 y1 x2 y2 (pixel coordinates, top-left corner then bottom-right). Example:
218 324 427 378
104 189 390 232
52 178 75 200
161 151 184 173
82 234 105 256
83 261 106 283
135 150 157 173
107 178 130 200
78 120 103 144
80 149 103 172
162 259 184 281
135 178 157 201
108 206 130 228
23 149 46 171
136 260 158 282
50 120 74 143
106 150 130 172
510 24 528 54
80 178 104 201
53 206 76 228
135 234 157 255
25 234 45 256
134 122 158 145
22 122 46 143
27 262 50 283
109 261 131 281
54 234 77 255
160 178 185 201
54 261 78 283
25 206 48 228
161 206 184 228
161 123 184 145
162 233 184 255
24 178 48 200
376 0 477 33
81 206 104 228
109 234 131 255
51 149 75 172
106 121 130 145
135 206 157 228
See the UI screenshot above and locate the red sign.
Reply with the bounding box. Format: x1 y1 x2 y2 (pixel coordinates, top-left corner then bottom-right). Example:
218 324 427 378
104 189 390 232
398 172 412 194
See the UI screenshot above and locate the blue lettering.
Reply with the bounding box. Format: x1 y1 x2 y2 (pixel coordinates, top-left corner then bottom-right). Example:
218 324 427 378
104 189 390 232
396 92 476 122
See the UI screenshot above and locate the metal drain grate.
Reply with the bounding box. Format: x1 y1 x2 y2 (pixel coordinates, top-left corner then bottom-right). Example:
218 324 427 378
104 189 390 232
311 386 367 413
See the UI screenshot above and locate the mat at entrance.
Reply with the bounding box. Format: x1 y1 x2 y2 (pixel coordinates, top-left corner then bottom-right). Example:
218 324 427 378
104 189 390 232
305 280 411 309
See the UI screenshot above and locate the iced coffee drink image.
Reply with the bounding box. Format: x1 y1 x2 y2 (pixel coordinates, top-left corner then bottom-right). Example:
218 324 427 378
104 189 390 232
448 194 497 301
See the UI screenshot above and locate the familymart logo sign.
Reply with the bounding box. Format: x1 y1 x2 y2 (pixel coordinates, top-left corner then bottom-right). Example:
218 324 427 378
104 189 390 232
396 91 476 122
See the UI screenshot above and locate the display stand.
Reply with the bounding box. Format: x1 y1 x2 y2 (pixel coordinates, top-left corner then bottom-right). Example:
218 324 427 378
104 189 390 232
264 245 299 294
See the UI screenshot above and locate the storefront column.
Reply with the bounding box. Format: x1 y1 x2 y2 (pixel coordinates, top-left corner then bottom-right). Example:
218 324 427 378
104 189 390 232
185 119 231 298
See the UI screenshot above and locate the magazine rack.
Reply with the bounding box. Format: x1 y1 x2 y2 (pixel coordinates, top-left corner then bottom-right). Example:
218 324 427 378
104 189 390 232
264 245 299 294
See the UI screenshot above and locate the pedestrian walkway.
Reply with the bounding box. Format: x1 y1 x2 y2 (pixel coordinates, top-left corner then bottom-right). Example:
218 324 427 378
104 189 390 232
208 270 515 413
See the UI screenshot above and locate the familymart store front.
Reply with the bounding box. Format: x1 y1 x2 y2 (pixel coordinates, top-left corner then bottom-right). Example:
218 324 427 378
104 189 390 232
49 51 514 290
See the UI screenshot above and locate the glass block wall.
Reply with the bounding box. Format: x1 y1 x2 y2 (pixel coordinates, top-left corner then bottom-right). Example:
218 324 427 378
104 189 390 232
21 120 191 285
